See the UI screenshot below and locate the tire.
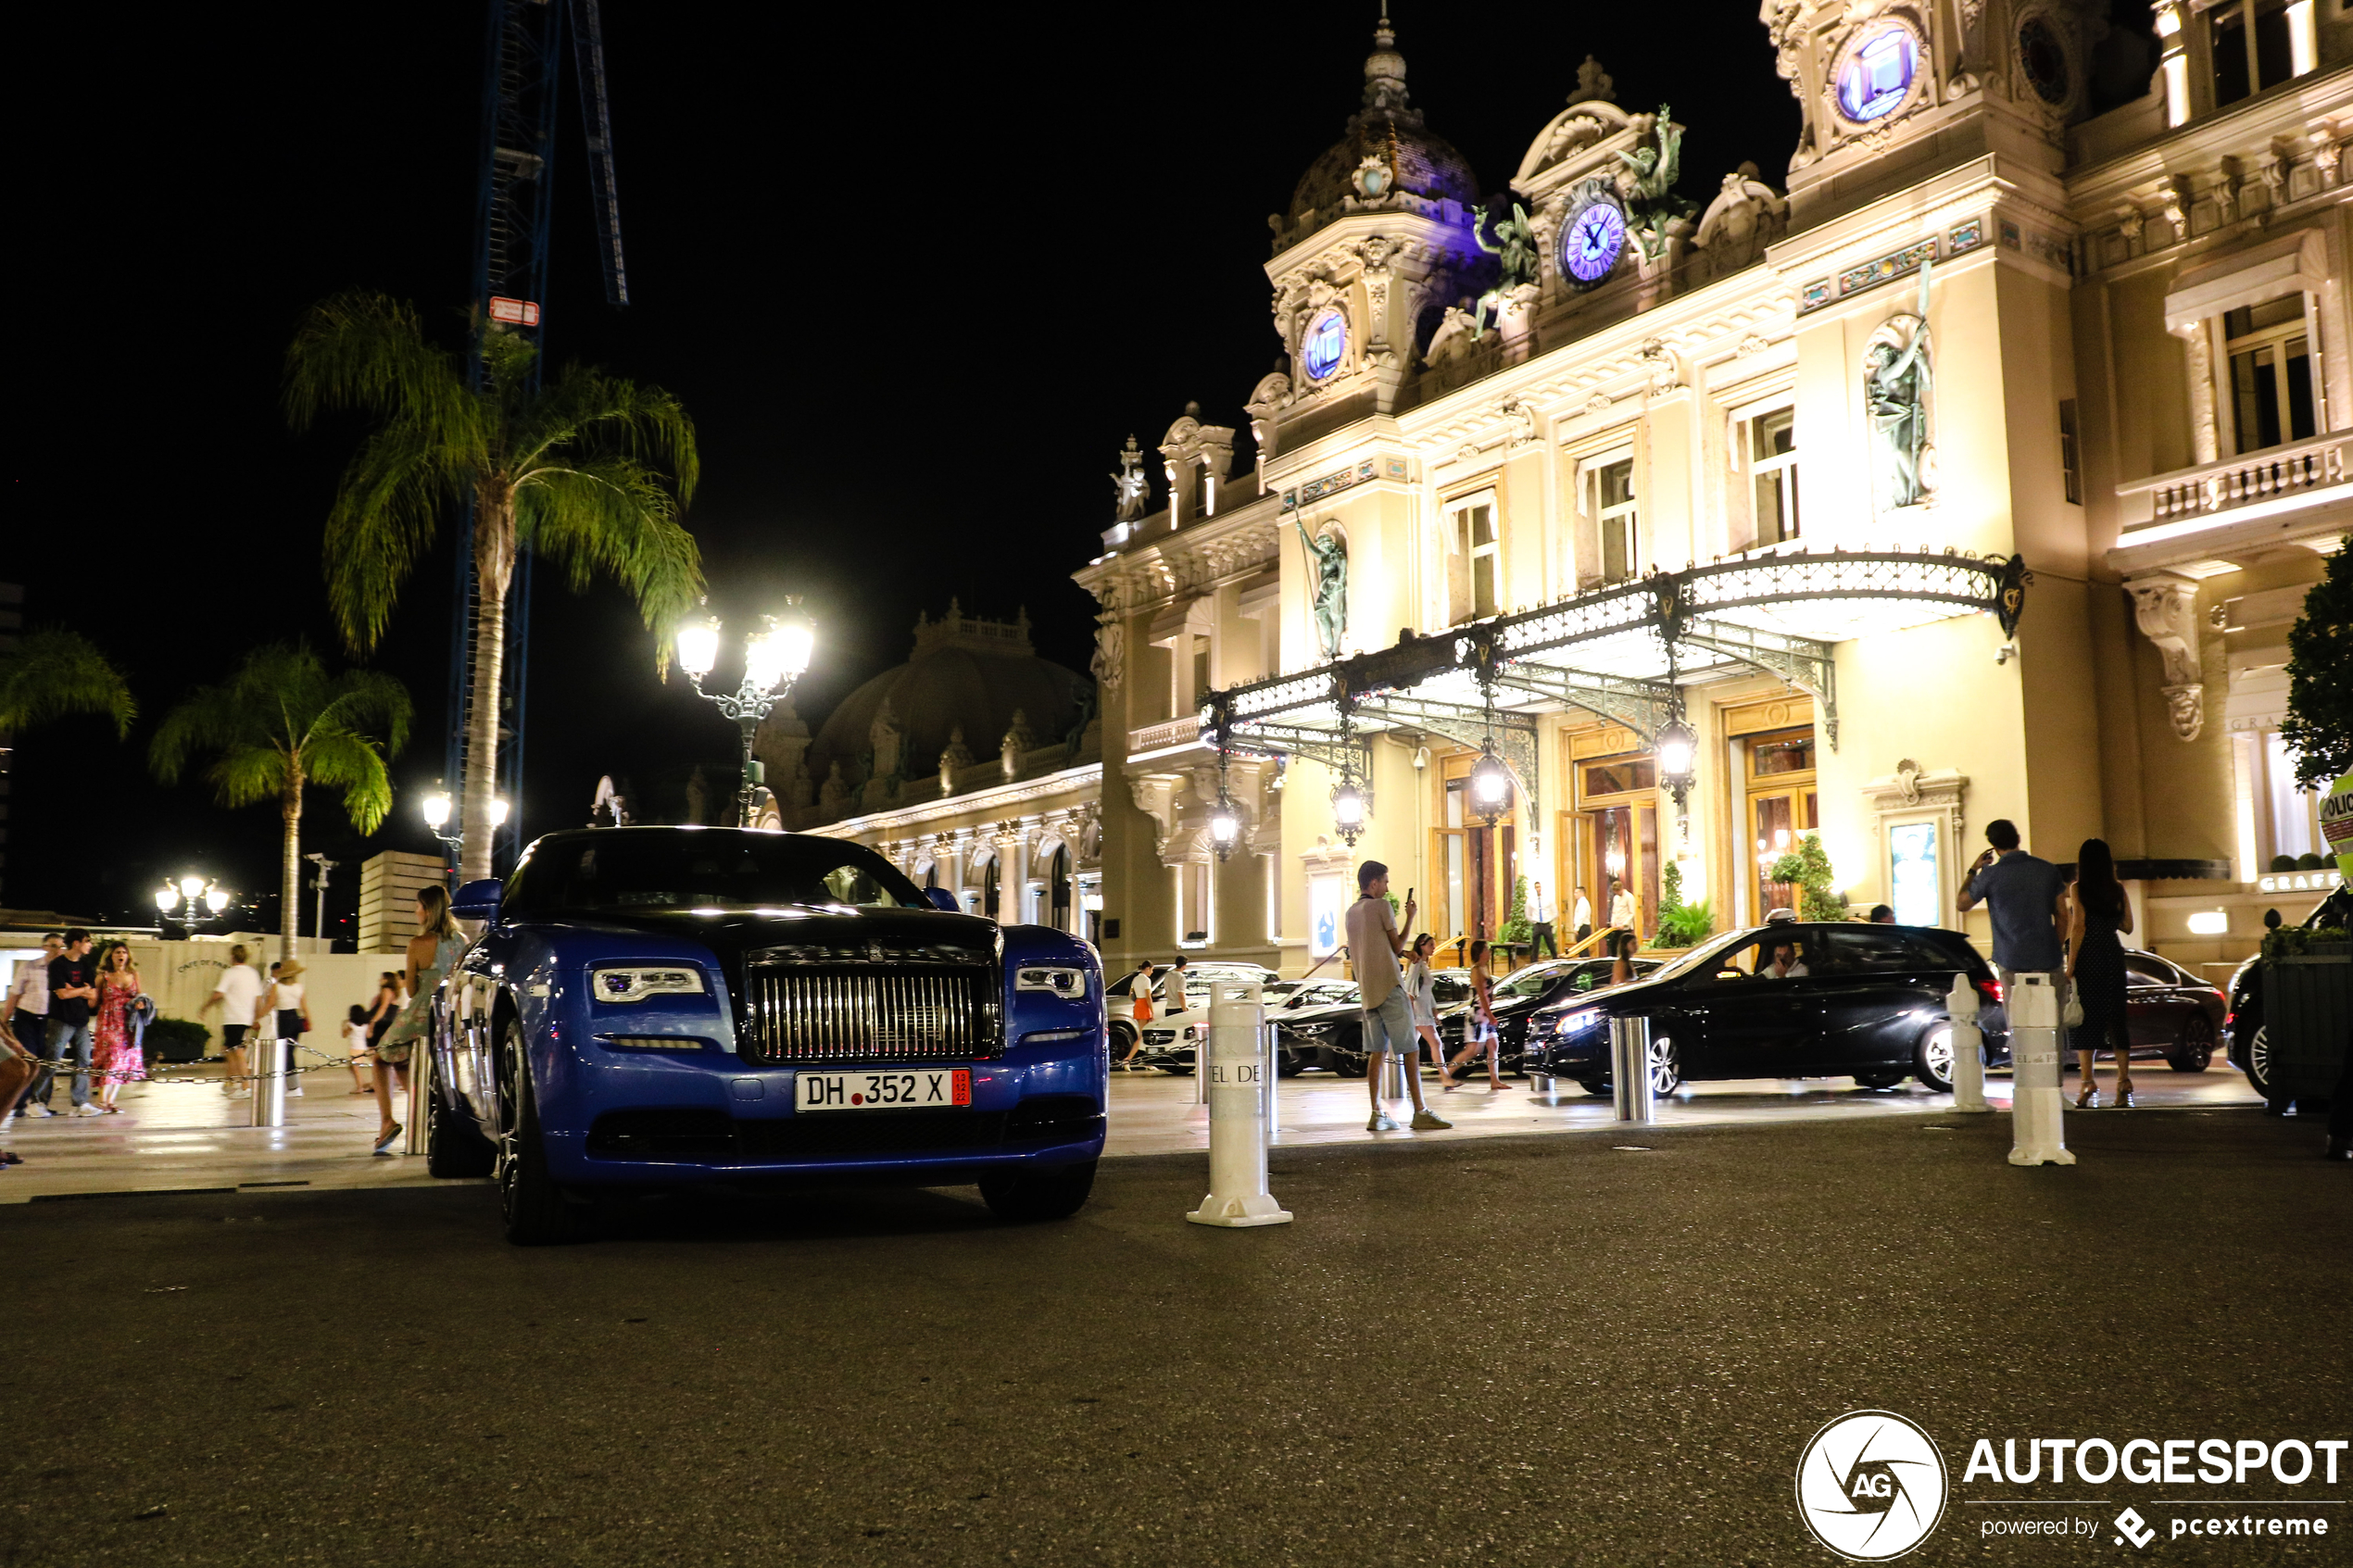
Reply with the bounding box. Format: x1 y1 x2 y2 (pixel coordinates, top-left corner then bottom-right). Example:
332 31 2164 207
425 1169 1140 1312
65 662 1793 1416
1109 1022 1139 1059
1856 1072 1906 1091
2168 1015 2215 1073
1576 1078 1611 1098
1275 1047 1308 1078
980 1160 1097 1222
1646 1036 1681 1097
1914 1022 1957 1093
2246 1023 2276 1098
424 1054 496 1179
497 1022 588 1247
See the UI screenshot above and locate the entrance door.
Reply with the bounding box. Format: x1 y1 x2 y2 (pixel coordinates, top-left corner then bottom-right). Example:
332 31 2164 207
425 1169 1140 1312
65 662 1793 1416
1434 756 1517 951
1743 728 1818 922
1573 751 1658 946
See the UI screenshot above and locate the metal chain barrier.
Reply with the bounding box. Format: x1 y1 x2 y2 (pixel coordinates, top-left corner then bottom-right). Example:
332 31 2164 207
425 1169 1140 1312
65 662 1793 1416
3 1039 381 1090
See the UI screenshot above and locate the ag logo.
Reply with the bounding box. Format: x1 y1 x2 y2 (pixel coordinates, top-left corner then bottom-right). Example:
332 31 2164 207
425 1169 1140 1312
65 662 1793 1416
1795 1410 1949 1561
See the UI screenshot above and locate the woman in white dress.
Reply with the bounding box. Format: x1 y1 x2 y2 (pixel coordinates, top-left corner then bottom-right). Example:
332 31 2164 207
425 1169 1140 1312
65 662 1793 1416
1403 935 1457 1090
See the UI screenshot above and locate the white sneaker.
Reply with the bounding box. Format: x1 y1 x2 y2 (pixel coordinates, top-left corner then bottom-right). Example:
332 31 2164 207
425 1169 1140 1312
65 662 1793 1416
71 1103 103 1117
286 1087 305 1098
1366 1112 1401 1132
1411 1110 1453 1130
227 1088 251 1100
21 1104 55 1119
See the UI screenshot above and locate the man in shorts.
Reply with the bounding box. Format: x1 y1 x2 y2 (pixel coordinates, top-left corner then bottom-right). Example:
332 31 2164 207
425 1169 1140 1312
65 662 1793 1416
200 945 265 1100
1344 860 1450 1134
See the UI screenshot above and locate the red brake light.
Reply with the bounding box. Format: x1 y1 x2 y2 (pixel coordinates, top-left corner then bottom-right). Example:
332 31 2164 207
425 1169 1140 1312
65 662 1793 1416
1976 978 2004 1006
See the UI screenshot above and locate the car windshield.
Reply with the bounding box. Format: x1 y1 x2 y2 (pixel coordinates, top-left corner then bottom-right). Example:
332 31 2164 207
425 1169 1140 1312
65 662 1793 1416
505 832 926 915
1493 961 1569 999
1646 928 1756 985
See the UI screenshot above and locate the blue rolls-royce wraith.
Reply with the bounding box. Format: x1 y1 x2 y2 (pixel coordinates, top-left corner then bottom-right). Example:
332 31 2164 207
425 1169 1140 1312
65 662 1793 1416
421 828 1106 1244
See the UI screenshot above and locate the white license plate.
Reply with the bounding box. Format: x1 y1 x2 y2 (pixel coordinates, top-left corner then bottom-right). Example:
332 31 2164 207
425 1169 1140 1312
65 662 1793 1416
794 1068 972 1112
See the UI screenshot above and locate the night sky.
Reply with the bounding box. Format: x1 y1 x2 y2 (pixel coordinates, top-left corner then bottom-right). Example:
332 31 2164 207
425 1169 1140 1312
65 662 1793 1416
10 0 1806 934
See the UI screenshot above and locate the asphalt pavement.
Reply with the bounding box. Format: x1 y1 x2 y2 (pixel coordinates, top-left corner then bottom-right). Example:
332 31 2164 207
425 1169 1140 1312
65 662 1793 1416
5 1107 2347 1567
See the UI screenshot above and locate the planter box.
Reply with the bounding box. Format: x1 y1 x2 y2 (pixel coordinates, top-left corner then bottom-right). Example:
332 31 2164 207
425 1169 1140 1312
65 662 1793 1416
2265 944 2350 1103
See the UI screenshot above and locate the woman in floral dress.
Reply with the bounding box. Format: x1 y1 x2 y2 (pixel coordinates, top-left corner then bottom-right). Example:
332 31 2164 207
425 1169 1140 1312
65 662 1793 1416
92 943 146 1111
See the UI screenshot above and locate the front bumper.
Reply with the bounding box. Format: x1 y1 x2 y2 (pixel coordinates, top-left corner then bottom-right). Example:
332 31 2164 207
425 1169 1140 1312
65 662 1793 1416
545 1030 1107 1185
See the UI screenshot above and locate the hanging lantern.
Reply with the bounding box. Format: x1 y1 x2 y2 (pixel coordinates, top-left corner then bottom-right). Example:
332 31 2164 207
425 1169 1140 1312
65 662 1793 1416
1657 709 1698 810
1210 794 1241 860
1469 742 1513 825
1330 776 1367 847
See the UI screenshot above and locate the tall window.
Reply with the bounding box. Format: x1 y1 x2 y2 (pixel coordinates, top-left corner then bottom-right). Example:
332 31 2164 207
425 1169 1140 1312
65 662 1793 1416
1741 408 1799 547
2225 295 2316 454
1190 634 1213 704
1049 846 1072 932
2058 399 2082 504
1591 458 1639 583
2209 0 2302 106
1447 498 1499 622
1181 861 1213 945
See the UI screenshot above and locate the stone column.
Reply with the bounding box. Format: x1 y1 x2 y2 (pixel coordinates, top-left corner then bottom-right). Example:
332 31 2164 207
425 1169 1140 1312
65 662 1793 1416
994 826 1028 926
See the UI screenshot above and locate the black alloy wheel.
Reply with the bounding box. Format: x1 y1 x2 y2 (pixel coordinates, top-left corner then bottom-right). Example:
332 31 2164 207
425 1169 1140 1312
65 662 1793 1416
424 1051 496 1178
979 1160 1098 1222
497 1021 588 1246
2168 1014 2216 1073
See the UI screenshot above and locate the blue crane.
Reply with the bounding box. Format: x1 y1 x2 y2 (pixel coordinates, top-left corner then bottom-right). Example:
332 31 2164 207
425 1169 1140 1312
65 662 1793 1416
445 0 630 871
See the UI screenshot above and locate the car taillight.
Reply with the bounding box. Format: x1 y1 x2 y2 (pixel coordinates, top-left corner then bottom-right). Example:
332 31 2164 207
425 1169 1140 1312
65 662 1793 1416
1976 978 2003 1007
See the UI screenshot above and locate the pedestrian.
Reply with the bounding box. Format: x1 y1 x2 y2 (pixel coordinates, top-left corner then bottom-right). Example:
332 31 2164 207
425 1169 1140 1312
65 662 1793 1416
342 1005 373 1094
363 970 405 1092
1529 879 1558 959
90 942 145 1113
2064 837 2136 1110
3 932 64 1119
1115 959 1155 1071
1164 953 1192 1014
1868 904 1895 923
198 945 265 1100
256 960 313 1100
1403 934 1458 1089
1606 879 1639 984
44 929 100 1117
0 1024 29 1166
1956 816 2069 1073
1445 939 1506 1090
371 884 467 1155
1346 860 1450 1132
1571 885 1593 948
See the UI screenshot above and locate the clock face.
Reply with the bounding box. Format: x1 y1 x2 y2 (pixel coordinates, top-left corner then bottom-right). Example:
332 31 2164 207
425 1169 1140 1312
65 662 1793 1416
1560 198 1627 285
1835 24 1919 123
1302 307 1347 381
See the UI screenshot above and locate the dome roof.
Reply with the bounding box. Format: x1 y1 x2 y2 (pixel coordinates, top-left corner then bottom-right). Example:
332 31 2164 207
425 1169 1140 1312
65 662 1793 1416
807 604 1092 786
1283 14 1478 239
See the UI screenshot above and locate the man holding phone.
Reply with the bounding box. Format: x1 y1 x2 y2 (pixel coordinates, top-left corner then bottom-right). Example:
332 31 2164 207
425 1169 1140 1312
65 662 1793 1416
1344 860 1451 1134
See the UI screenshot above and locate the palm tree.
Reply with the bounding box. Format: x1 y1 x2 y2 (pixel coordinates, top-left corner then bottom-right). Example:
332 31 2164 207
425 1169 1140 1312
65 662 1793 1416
149 644 412 963
0 628 137 738
283 291 703 882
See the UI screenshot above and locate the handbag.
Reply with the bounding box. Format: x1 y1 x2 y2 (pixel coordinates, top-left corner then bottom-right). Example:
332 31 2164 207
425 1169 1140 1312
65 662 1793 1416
2062 989 2084 1029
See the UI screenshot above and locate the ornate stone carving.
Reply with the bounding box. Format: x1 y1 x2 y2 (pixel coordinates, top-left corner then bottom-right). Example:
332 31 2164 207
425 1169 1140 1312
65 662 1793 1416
1109 435 1150 522
937 725 973 798
2312 131 2343 182
1641 338 1684 395
1296 521 1348 659
1866 268 1936 513
2117 205 2145 244
2126 573 2206 742
1000 709 1036 781
1090 583 1124 696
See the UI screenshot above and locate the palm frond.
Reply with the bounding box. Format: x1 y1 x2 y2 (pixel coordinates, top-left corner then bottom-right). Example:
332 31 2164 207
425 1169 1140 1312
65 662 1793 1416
301 729 396 834
0 628 137 739
283 292 470 436
519 458 708 670
311 669 414 758
203 745 291 810
321 417 478 651
516 364 699 505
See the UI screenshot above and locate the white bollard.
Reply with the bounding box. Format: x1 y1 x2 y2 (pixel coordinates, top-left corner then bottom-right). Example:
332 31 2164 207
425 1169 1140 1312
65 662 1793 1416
247 1036 288 1129
2005 972 2075 1166
1947 973 1989 1114
1187 982 1292 1228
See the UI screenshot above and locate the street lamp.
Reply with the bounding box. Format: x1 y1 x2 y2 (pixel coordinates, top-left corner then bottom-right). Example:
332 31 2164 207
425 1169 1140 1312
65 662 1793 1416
1330 775 1367 847
1468 742 1513 825
677 599 815 827
156 876 232 935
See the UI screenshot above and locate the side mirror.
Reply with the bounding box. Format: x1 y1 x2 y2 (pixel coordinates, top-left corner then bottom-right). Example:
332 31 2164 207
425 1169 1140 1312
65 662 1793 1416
925 887 962 914
450 878 504 922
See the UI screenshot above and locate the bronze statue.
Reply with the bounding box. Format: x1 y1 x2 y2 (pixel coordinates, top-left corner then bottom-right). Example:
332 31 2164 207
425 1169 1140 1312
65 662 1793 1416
1296 521 1348 660
1470 200 1539 337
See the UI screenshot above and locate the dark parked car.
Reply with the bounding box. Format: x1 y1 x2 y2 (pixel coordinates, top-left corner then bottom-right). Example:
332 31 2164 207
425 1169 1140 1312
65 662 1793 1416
2067 949 2226 1073
1281 971 1475 1075
1437 955 1667 1073
421 828 1107 1244
2223 884 2351 1098
1525 922 2008 1096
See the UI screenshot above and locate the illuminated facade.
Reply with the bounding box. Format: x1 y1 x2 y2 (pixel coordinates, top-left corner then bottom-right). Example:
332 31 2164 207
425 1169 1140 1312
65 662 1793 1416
1075 3 2352 979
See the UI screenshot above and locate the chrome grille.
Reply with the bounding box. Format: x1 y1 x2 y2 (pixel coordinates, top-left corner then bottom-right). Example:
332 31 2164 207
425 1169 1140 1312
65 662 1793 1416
739 965 999 1063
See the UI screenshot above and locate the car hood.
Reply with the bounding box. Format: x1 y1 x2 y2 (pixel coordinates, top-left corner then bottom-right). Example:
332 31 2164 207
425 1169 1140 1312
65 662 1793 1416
521 907 1001 969
1278 999 1363 1025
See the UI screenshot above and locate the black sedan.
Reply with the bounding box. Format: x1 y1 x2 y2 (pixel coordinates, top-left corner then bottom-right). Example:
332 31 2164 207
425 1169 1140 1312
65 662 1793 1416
1525 922 2007 1096
2223 884 2351 1098
1437 956 1667 1073
1279 972 1475 1075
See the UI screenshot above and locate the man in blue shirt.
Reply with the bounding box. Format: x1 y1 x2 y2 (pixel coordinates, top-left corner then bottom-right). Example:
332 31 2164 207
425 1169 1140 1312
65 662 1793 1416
1956 820 2067 976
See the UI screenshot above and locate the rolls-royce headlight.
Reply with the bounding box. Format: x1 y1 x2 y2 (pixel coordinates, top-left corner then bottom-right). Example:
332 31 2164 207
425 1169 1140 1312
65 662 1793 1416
591 966 707 1004
1015 966 1088 997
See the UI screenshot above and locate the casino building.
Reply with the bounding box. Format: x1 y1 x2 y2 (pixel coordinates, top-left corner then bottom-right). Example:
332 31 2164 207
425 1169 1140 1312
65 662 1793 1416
1068 0 2352 982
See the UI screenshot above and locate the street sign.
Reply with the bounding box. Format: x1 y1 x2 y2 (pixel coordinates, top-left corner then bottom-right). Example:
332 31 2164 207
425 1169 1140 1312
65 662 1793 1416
488 296 540 326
